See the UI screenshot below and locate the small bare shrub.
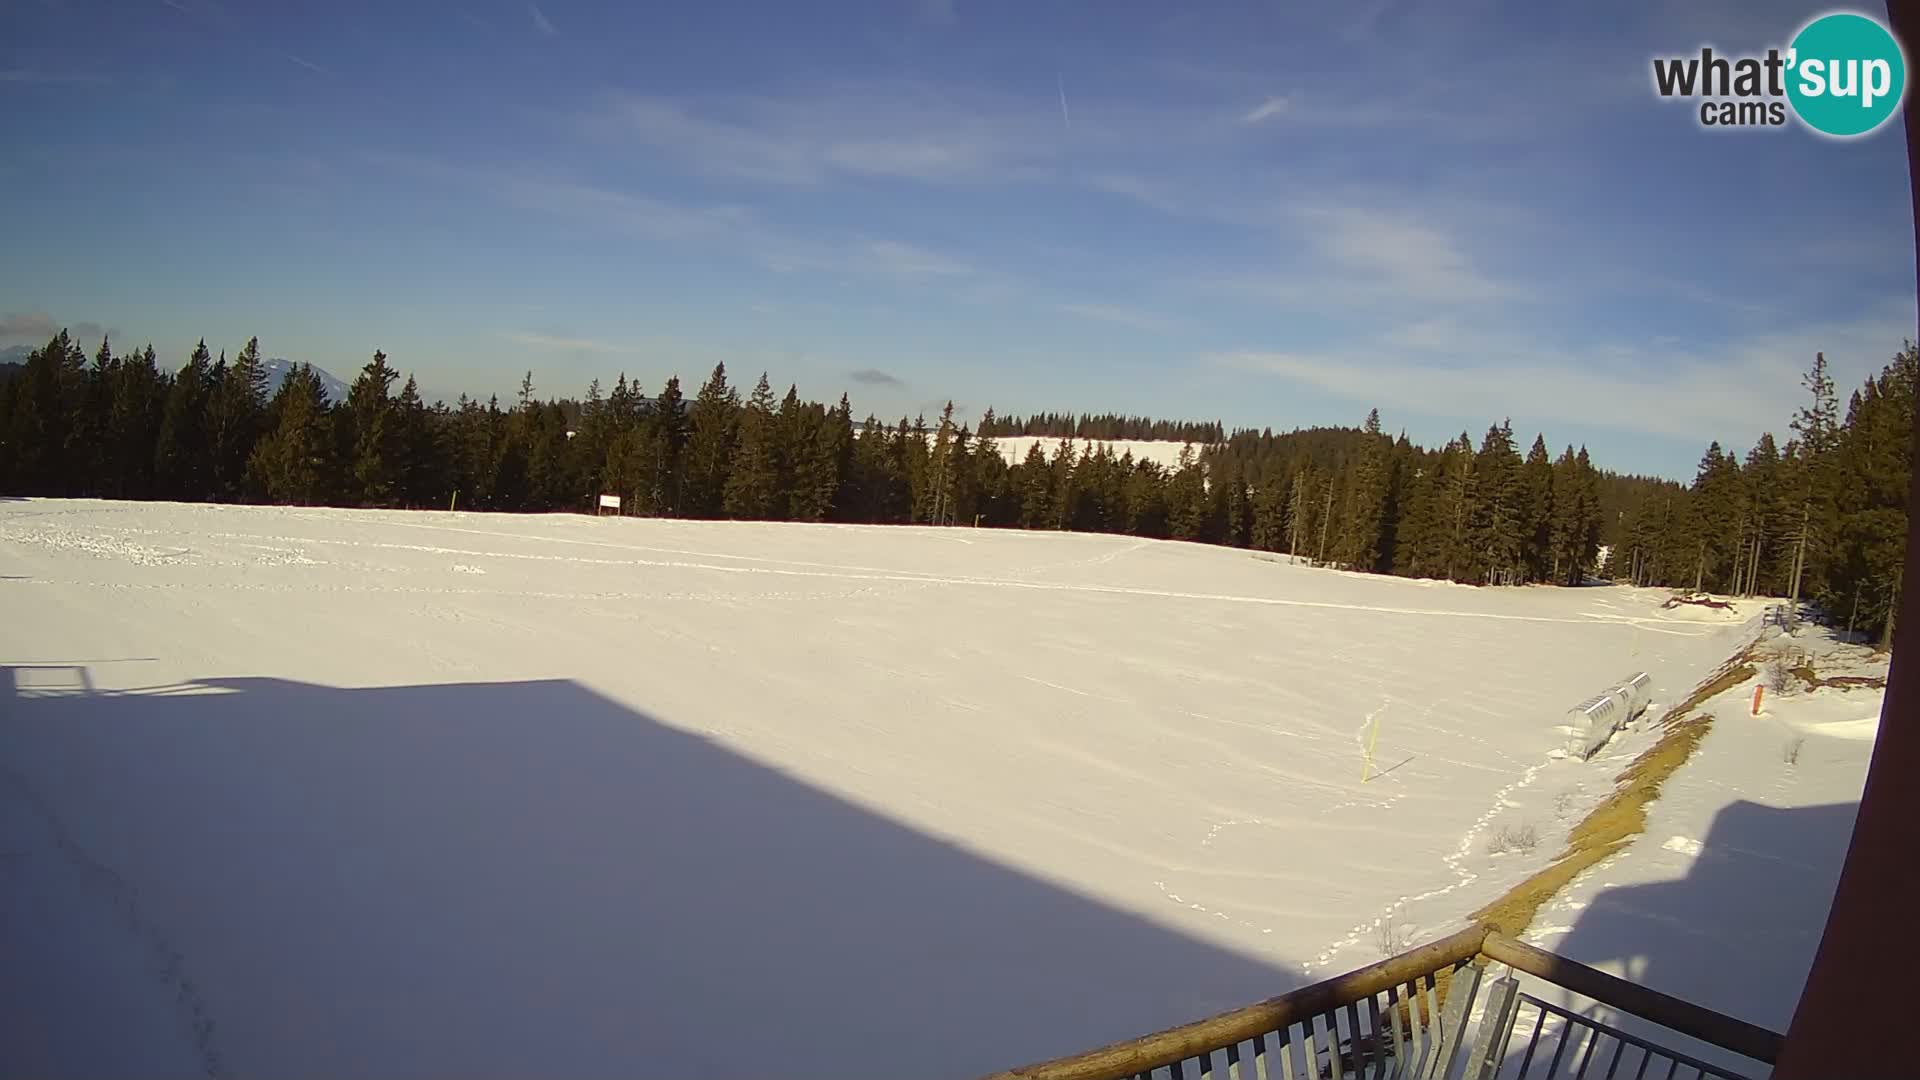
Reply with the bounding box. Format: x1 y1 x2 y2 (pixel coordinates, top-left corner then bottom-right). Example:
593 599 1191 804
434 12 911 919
1373 909 1414 958
1783 736 1805 766
1486 822 1540 856
1764 656 1797 696
1553 789 1580 820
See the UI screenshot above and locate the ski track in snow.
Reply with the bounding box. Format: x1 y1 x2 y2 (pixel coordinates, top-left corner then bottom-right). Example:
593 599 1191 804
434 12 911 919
8 517 1724 634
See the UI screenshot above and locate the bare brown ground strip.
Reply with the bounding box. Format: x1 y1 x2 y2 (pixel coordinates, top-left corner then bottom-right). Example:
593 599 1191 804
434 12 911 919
1468 652 1759 938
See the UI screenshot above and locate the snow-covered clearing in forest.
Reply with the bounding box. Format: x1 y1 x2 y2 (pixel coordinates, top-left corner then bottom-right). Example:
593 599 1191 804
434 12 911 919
0 500 1865 1078
983 435 1197 469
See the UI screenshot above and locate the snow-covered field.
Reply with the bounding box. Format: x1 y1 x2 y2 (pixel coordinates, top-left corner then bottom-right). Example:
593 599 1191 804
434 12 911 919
0 500 1870 1078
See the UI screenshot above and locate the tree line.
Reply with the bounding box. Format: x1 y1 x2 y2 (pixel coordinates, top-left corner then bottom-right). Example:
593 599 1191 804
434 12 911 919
0 330 1909 641
976 411 1225 443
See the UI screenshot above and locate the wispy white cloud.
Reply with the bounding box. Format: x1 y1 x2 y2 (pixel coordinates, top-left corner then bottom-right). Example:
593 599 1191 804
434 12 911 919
759 238 972 279
588 94 1039 186
1057 302 1173 332
1212 296 1916 447
1241 96 1290 124
529 3 556 36
283 52 327 74
507 331 629 354
1305 206 1520 303
493 175 754 239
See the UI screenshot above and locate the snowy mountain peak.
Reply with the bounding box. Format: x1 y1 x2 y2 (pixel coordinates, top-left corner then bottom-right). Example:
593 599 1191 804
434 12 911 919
260 357 351 404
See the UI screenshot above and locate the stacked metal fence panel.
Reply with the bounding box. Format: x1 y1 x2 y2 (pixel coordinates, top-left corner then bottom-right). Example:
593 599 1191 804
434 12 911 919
1564 672 1652 760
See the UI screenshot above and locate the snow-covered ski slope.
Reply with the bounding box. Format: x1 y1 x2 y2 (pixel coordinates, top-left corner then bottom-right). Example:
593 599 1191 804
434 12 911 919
0 500 1830 1078
984 434 1197 469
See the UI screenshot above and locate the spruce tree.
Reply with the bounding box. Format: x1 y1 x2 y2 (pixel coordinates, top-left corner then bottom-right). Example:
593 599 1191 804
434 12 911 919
1017 440 1052 527
653 375 687 514
208 336 268 500
345 350 400 506
247 363 333 504
1335 408 1389 571
1521 434 1554 581
722 373 781 519
108 344 165 499
683 363 738 518
1166 443 1209 541
1825 343 1914 641
155 340 215 500
1786 351 1842 605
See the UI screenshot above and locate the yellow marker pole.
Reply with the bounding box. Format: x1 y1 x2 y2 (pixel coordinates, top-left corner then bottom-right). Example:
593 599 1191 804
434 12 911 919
449 490 459 512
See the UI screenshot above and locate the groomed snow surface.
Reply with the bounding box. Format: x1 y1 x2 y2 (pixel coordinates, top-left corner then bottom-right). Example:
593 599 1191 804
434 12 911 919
0 501 1877 1079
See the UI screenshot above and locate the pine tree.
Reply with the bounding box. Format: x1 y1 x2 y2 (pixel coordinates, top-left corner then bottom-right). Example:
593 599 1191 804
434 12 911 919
107 344 165 499
721 373 781 519
1825 343 1914 642
247 363 333 504
345 350 400 506
653 376 687 514
683 363 738 518
1786 351 1842 606
155 340 215 500
1166 443 1209 541
971 411 1008 526
1740 433 1788 596
391 374 440 506
918 401 960 525
1521 434 1554 581
1433 433 1477 580
1468 420 1524 584
208 336 268 500
1335 408 1389 571
791 393 853 522
1685 441 1747 593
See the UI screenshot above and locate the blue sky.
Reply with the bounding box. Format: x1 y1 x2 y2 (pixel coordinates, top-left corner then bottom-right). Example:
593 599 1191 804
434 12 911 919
1 0 1914 477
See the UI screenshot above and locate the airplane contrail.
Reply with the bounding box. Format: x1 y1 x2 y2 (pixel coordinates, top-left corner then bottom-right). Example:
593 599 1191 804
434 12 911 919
1057 72 1071 129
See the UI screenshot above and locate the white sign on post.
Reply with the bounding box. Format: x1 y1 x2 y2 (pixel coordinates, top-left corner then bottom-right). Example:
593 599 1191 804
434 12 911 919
598 493 622 510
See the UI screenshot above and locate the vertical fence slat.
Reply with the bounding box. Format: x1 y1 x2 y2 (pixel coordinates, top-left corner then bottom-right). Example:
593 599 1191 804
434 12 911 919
1515 1005 1548 1079
1406 980 1431 1074
1365 993 1389 1080
1572 1029 1602 1079
1252 1032 1272 1080
1601 1036 1628 1080
1226 1040 1243 1080
1385 985 1409 1080
1428 960 1481 1079
1345 1000 1369 1078
1307 1013 1328 1080
1277 1024 1298 1080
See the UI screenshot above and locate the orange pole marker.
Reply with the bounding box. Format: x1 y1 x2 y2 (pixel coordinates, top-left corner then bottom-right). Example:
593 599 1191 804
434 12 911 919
1752 685 1765 716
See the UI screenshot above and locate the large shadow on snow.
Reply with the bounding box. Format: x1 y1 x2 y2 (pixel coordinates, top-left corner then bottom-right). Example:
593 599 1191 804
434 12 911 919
0 669 1300 1080
1550 799 1860 1039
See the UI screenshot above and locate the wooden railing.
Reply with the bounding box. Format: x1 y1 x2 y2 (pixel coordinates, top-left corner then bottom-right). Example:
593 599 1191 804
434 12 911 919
981 925 1783 1080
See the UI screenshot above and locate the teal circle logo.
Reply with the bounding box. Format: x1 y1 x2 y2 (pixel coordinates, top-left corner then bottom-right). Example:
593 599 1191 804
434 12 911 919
1786 12 1907 137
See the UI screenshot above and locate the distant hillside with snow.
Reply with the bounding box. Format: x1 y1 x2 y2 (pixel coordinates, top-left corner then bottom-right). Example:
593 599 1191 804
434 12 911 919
983 435 1202 470
261 358 350 404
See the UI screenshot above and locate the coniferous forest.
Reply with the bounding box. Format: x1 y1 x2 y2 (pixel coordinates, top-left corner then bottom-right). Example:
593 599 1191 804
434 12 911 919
0 332 1911 642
